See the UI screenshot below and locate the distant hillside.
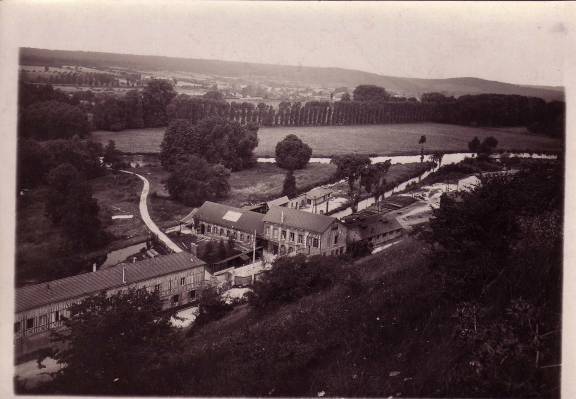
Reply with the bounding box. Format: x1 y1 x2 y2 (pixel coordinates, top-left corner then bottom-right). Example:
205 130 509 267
20 47 564 101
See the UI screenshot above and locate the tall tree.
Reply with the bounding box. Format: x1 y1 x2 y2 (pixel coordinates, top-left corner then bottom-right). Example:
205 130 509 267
468 136 481 155
44 289 183 395
165 155 230 206
331 154 371 212
418 135 427 163
142 79 176 127
45 163 106 249
430 152 444 170
161 116 258 172
282 170 297 198
360 160 392 203
20 101 89 140
275 134 313 170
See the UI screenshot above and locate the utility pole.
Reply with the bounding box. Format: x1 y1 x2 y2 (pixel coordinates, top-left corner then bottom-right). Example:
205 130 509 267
252 229 256 263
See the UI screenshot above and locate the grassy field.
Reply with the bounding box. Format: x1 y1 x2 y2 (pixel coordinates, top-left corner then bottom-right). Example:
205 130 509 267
91 122 563 157
16 172 146 286
222 162 337 207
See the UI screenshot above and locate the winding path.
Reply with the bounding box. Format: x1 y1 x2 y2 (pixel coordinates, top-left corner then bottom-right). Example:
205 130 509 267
121 170 183 253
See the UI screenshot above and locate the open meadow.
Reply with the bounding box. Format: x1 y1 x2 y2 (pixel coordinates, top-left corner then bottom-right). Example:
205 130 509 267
91 122 563 157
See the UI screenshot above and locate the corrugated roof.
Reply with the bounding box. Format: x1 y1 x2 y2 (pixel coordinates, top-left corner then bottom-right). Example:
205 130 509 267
263 205 337 233
16 252 205 313
193 201 265 234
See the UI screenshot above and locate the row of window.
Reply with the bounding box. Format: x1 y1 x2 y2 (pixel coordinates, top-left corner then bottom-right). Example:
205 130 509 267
370 230 400 242
15 289 199 336
204 224 252 243
15 309 66 334
267 226 310 245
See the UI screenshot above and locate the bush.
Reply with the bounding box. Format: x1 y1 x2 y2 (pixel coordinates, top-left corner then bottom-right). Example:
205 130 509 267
187 286 233 335
250 254 343 309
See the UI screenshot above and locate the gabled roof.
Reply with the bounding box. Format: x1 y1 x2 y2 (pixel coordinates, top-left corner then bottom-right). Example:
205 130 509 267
263 205 338 234
192 201 265 234
343 214 404 239
16 252 205 313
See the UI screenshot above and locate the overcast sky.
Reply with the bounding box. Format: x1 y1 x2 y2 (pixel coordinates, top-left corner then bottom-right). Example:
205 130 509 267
2 1 573 86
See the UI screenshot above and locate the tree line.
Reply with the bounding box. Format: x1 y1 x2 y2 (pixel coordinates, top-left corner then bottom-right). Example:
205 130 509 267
19 80 564 139
20 69 142 87
163 85 564 137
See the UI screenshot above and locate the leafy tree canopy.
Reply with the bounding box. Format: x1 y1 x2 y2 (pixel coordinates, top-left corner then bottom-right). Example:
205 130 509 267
142 79 177 127
20 100 89 140
161 116 258 172
165 155 231 206
275 134 312 170
353 85 391 103
44 289 183 395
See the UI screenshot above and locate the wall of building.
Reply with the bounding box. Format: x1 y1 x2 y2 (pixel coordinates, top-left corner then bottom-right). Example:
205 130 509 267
195 220 256 246
263 221 346 257
347 227 404 247
15 266 205 357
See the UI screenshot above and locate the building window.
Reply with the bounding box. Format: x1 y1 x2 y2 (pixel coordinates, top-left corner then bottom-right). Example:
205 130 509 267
172 295 179 303
180 277 185 286
207 225 211 233
273 228 278 238
281 230 286 240
289 232 295 242
298 234 303 244
334 233 339 244
189 290 196 299
54 311 60 322
312 238 319 248
240 233 244 241
39 314 48 326
26 318 34 330
154 284 161 292
266 226 270 237
169 280 172 290
14 322 20 333
220 228 224 235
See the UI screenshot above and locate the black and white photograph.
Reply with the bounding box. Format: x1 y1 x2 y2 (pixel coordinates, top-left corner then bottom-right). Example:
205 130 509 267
0 1 574 397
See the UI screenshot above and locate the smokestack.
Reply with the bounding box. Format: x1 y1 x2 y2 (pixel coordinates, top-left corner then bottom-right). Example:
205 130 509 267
281 210 285 224
122 267 126 284
92 263 97 273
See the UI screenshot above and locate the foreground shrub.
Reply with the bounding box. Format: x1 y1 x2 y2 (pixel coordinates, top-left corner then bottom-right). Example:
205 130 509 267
249 254 343 309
